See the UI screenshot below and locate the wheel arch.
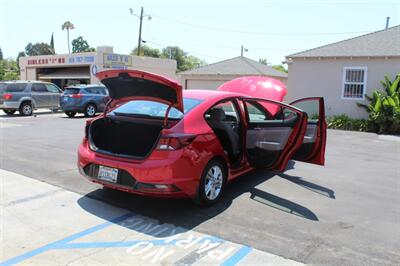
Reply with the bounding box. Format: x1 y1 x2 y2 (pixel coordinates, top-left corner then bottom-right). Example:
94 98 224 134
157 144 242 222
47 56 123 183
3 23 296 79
19 97 37 109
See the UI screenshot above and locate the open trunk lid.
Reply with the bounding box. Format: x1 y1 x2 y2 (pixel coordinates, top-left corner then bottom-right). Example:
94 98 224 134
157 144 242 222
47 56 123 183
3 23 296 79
96 70 183 112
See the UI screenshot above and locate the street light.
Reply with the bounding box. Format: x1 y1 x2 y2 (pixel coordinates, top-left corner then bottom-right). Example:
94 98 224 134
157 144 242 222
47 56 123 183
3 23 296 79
129 7 152 56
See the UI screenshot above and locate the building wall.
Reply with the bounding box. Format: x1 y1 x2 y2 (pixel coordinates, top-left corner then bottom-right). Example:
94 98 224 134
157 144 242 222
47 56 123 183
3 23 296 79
286 57 400 118
19 51 177 85
180 74 287 90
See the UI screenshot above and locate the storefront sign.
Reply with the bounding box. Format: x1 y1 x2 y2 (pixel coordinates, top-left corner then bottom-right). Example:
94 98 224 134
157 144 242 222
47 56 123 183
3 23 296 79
103 53 132 67
68 55 95 64
27 57 66 65
27 55 95 66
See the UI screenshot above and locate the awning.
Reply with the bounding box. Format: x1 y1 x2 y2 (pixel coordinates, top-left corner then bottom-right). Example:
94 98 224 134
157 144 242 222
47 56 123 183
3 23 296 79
38 68 90 80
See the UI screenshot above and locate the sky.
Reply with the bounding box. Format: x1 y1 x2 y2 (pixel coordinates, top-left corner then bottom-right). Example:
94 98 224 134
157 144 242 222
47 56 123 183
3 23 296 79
1 0 399 65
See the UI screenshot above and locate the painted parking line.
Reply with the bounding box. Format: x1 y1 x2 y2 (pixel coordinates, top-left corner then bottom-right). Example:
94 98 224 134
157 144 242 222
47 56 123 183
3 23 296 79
1 169 303 265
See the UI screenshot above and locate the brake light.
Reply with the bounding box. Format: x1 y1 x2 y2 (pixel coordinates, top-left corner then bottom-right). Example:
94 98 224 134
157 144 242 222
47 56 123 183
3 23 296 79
156 133 196 150
71 94 83 99
3 93 13 100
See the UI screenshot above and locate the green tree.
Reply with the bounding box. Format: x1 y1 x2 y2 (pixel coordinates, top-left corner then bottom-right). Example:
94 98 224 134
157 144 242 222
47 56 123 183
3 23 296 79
16 51 26 69
272 65 288 73
0 59 19 80
259 58 268 65
61 21 75 53
0 46 3 60
50 33 55 53
131 45 161 58
25 42 54 56
72 36 95 53
259 58 287 73
162 46 205 72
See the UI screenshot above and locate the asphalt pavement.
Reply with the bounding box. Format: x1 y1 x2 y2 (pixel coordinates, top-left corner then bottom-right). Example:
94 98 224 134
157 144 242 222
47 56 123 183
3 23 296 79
0 110 399 265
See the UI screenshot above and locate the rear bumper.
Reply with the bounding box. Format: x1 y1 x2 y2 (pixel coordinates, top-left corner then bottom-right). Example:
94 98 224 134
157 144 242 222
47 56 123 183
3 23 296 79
0 101 19 109
77 139 207 198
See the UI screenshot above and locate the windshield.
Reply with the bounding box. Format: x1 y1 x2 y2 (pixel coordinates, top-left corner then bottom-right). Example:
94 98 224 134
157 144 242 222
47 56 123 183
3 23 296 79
111 98 202 119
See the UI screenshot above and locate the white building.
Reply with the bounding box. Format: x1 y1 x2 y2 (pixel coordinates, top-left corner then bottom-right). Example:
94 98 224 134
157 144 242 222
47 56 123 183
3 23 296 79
19 46 177 89
286 25 400 118
179 56 288 90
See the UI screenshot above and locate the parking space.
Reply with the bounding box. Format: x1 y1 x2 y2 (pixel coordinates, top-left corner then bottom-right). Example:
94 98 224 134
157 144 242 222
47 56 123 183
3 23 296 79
1 169 301 265
1 112 399 265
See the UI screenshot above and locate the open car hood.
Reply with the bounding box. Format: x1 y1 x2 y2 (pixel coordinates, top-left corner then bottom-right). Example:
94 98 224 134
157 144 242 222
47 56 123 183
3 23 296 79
96 70 183 112
217 76 287 102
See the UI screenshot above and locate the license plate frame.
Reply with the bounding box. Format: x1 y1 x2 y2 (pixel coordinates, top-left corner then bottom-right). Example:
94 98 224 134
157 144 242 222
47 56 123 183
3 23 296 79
97 165 118 183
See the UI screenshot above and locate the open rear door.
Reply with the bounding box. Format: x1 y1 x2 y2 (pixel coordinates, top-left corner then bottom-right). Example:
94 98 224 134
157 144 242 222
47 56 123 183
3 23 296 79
241 98 307 172
290 97 326 165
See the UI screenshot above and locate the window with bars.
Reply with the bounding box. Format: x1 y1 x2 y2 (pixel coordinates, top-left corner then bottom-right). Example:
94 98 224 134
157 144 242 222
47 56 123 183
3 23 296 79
342 67 367 99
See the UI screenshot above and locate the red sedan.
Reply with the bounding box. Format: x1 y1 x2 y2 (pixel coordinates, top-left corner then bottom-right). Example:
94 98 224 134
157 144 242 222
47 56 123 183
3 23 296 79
78 70 326 205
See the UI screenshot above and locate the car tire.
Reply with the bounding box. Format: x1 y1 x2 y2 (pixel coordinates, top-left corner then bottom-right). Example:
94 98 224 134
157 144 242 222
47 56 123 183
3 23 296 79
65 111 77 118
194 159 227 206
3 109 16 115
84 104 97 117
19 102 33 116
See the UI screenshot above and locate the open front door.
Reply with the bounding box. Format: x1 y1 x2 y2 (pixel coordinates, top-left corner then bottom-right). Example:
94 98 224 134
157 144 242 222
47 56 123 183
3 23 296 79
290 97 326 165
242 98 307 172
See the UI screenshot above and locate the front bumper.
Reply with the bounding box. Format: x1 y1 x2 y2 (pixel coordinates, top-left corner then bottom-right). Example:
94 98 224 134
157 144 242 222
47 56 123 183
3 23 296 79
78 139 206 198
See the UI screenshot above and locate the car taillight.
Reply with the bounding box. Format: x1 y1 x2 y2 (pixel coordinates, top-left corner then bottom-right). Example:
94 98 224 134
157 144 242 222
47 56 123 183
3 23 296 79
156 133 196 150
71 94 83 99
3 93 13 100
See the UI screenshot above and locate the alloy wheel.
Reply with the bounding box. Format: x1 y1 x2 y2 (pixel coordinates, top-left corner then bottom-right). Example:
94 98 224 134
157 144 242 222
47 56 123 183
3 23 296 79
86 105 96 117
204 165 223 200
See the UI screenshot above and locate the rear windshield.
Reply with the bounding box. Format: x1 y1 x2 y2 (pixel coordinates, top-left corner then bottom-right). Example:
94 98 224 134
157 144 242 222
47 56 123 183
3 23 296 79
4 83 27 92
63 88 81 95
111 98 202 119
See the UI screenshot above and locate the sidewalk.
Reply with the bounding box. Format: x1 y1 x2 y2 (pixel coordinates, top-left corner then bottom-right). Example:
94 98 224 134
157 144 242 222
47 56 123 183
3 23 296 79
0 169 303 265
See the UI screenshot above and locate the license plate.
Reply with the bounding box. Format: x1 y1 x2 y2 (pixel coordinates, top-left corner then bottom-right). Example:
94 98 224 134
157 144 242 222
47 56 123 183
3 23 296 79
98 166 118 183
62 97 68 102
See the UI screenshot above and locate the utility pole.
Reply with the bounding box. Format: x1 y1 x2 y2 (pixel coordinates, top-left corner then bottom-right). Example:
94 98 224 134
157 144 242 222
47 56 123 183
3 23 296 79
137 7 144 56
385 17 390 29
241 45 248 56
129 7 151 56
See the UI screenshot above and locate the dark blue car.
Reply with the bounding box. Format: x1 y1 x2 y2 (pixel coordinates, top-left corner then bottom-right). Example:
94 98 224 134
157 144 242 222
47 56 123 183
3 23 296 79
60 85 109 117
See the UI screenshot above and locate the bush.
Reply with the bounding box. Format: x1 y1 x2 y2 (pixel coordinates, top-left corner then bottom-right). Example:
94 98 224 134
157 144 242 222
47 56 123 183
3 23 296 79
326 114 367 131
357 74 400 134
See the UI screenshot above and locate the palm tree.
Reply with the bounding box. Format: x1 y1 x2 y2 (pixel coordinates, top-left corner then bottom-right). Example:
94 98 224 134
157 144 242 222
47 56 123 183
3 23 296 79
61 21 75 53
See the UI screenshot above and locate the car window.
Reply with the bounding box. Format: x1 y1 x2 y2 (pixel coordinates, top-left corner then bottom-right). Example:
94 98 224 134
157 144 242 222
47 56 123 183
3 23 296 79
91 87 103 95
45 84 61 93
100 87 108 95
4 83 27 92
111 98 202 119
31 83 48 92
63 88 80 95
244 101 269 122
245 100 298 123
206 100 240 122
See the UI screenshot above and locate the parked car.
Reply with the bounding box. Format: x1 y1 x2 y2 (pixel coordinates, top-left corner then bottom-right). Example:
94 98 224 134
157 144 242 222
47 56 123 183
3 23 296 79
78 70 327 206
60 85 109 117
0 81 62 116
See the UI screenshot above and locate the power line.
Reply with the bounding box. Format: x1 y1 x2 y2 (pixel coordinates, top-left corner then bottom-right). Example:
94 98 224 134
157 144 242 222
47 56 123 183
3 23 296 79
151 14 374 36
147 38 304 51
145 40 227 60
